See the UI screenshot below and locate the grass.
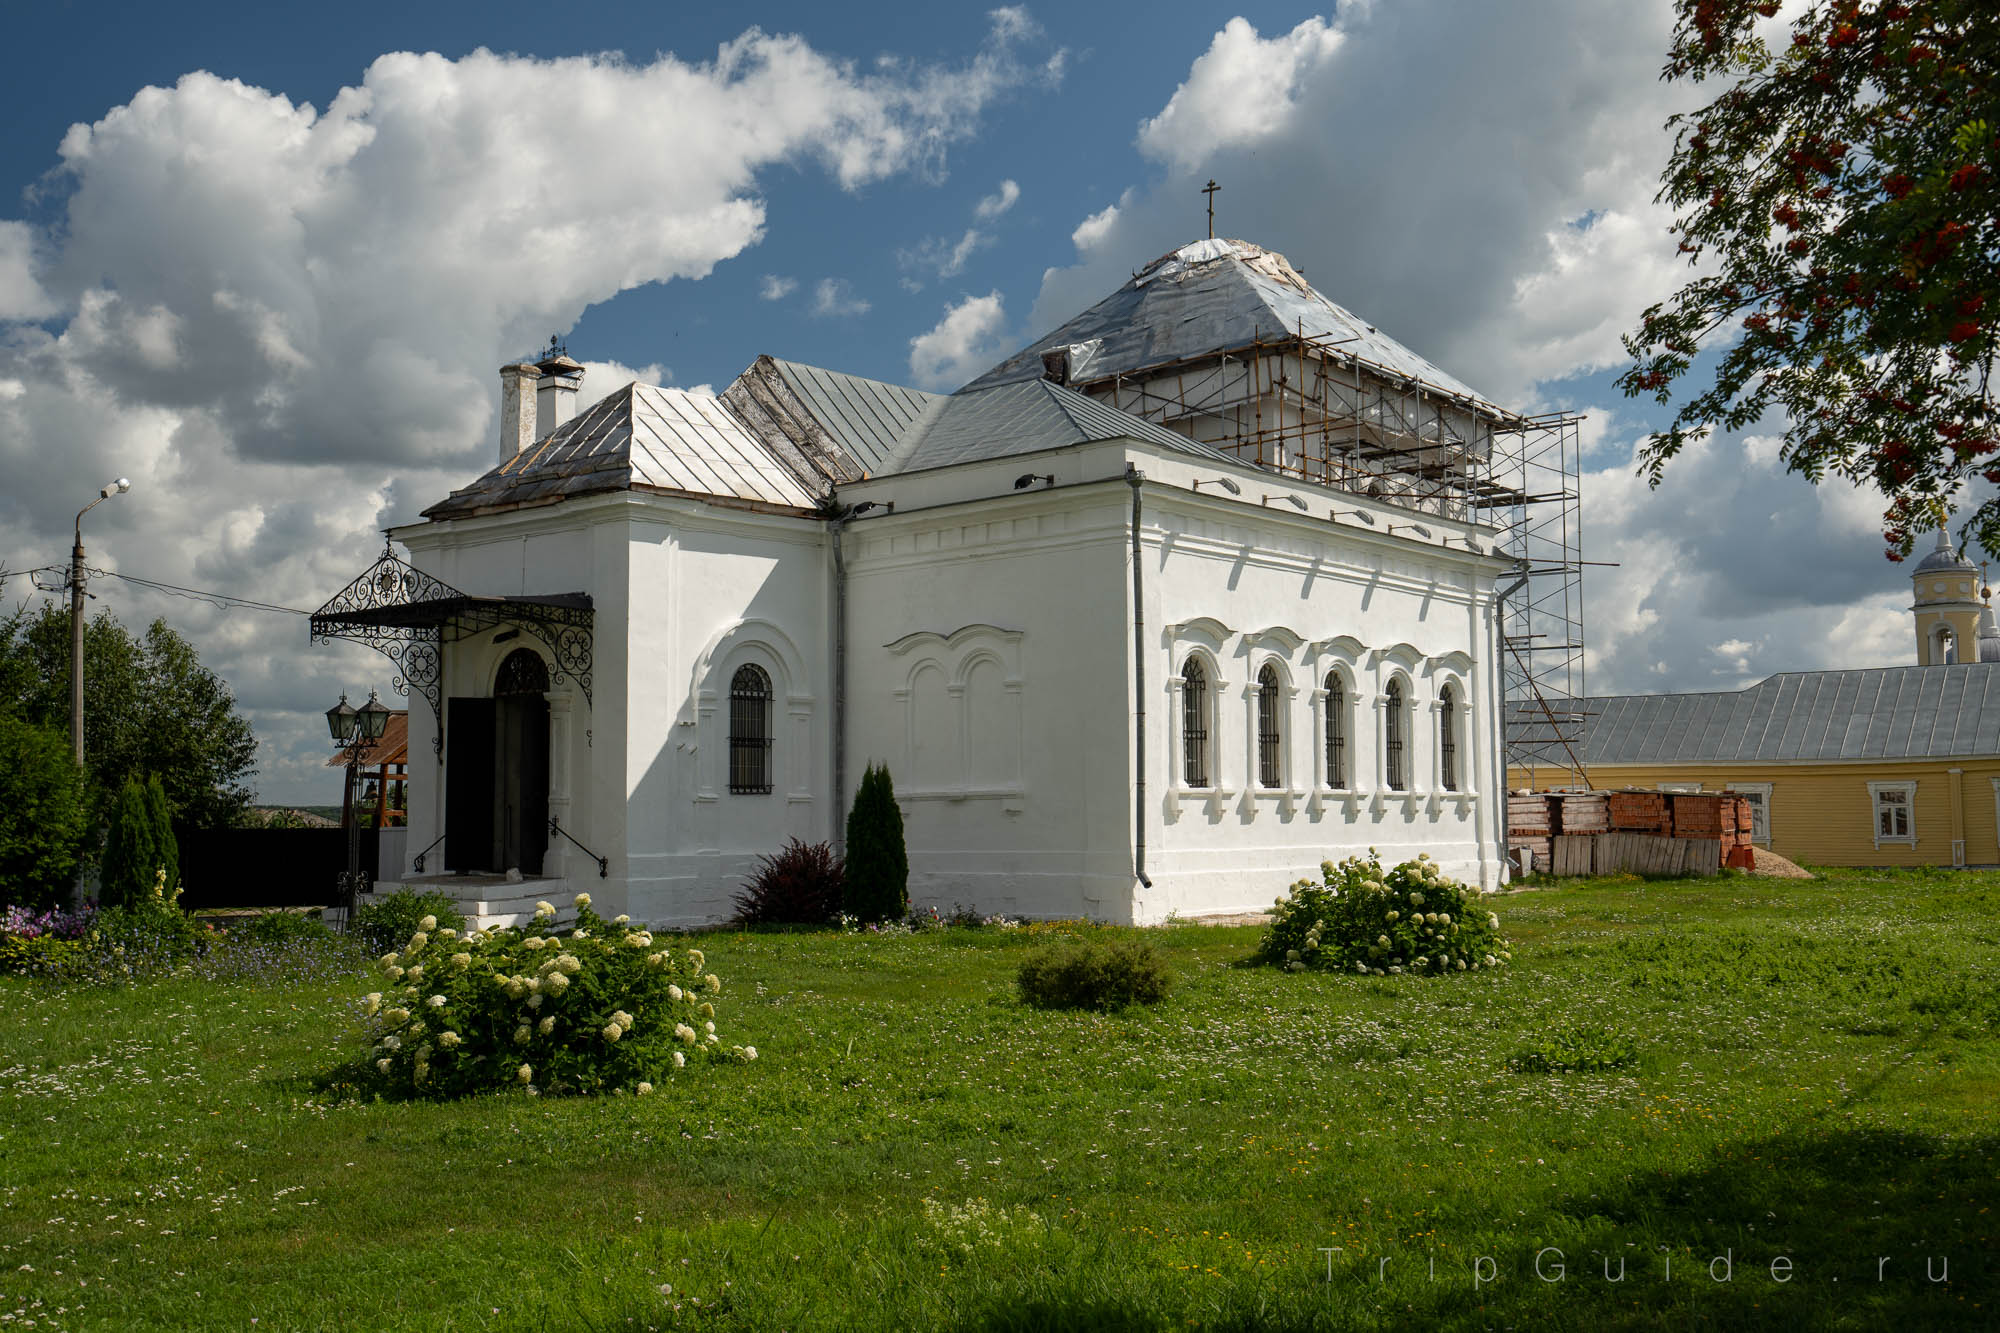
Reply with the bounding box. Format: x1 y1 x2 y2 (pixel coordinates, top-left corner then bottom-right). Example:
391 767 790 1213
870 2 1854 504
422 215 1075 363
1 868 1996 1330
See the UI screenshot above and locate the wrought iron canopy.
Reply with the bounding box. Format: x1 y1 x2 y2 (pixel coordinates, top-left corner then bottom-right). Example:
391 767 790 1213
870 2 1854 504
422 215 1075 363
310 544 593 753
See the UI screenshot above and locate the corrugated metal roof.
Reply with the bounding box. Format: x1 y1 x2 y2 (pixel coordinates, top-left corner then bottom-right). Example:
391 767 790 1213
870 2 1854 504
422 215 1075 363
960 238 1500 411
884 378 1241 474
423 383 818 519
1524 663 2000 765
718 355 947 493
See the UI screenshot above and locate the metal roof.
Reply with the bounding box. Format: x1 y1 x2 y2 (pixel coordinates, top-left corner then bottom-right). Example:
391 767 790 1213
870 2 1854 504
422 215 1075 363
883 378 1241 474
960 238 1500 411
424 383 819 519
1530 663 2000 765
719 355 946 492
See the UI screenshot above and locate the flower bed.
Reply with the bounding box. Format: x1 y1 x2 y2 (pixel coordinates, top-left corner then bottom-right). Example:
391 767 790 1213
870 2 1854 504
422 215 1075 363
347 894 756 1098
1259 851 1512 976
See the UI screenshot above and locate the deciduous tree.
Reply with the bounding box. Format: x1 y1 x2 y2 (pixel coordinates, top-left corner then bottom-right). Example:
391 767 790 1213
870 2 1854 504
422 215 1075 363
1621 0 1999 559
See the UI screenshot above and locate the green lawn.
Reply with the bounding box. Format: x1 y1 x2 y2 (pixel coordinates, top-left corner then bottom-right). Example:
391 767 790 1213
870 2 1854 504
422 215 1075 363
2 868 1996 1330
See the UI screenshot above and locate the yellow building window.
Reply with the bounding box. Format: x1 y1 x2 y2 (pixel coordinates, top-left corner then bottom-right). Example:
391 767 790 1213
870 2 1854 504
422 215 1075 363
1868 781 1916 848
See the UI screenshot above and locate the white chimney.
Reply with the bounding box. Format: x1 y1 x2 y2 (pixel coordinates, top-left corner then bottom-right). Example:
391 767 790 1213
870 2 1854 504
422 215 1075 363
534 353 585 436
498 362 540 464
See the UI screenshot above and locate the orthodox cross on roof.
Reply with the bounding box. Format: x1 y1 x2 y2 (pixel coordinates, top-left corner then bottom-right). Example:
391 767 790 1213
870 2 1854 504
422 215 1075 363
1202 179 1220 239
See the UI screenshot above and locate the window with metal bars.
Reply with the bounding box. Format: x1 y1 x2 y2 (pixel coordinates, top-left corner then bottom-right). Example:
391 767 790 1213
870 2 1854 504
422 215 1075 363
1180 658 1209 787
1385 678 1406 791
1324 672 1346 789
1440 683 1458 792
1257 664 1282 789
728 663 773 794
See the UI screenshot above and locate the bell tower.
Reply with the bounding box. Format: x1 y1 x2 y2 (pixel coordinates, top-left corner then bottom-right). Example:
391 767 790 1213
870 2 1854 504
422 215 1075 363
1912 527 1981 665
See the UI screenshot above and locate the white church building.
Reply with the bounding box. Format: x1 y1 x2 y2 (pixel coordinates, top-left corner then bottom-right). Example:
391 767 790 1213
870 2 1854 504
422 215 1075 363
313 239 1525 926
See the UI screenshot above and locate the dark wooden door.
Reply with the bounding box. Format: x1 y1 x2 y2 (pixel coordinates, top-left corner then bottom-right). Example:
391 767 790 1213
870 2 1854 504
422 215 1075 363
494 694 550 874
444 698 495 872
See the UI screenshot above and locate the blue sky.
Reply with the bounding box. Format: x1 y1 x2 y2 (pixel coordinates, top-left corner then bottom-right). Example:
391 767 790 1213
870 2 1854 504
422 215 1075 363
0 1 1973 803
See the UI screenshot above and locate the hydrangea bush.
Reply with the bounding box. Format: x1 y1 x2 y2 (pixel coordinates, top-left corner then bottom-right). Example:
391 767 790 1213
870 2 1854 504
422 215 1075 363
1259 851 1512 977
346 894 756 1099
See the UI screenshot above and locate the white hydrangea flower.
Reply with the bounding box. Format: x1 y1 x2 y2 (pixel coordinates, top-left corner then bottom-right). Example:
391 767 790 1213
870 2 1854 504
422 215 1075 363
514 1024 532 1044
636 1081 653 1095
517 1064 533 1083
382 1034 402 1052
705 1033 719 1044
438 1031 460 1049
418 915 437 933
385 965 405 983
572 930 589 940
668 985 684 1002
672 1051 686 1068
555 954 582 976
1387 910 1400 922
704 974 721 994
703 1020 716 1035
1355 961 1368 973
544 972 570 994
376 1058 392 1075
602 1024 622 1042
538 1016 555 1036
527 993 544 1011
438 927 457 941
1488 913 1501 929
611 1010 634 1030
427 994 447 1008
1286 949 1301 962
647 953 664 966
573 892 591 909
451 952 471 970
615 914 631 926
407 932 428 951
674 1023 697 1045
379 952 400 969
688 949 705 971
534 901 555 917
384 1007 411 1025
1440 914 1452 925
362 992 382 1016
743 1047 757 1061
698 1002 714 1019
1409 891 1424 906
524 936 548 952
406 964 424 983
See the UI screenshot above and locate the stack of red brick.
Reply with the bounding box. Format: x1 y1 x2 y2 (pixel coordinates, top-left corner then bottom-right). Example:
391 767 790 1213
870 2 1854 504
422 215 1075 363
1507 789 1758 874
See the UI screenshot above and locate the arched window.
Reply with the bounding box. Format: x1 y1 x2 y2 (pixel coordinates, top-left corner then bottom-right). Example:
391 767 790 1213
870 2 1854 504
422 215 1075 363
1180 658 1209 787
1384 678 1406 792
1439 683 1458 792
496 648 549 696
728 664 773 794
1324 672 1346 789
1257 664 1282 789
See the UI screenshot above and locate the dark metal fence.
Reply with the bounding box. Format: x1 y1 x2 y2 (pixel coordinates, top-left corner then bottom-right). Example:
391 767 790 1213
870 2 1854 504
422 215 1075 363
174 826 379 910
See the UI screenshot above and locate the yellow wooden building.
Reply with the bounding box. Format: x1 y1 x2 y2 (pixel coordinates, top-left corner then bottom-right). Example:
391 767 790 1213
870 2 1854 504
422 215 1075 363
1509 531 2000 868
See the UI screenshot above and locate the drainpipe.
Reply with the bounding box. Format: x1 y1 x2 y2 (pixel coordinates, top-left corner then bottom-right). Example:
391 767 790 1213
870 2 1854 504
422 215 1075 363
830 509 849 856
1125 465 1153 890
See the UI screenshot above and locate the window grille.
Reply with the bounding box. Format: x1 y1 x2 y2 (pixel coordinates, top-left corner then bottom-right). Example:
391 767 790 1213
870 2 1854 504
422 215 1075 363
728 664 773 794
1257 665 1282 789
1440 684 1458 792
1181 659 1209 787
1325 673 1346 789
1385 679 1406 791
496 648 549 696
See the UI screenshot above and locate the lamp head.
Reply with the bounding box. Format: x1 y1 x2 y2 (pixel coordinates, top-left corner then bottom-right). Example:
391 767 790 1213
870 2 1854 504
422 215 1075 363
1331 509 1378 527
102 478 131 499
1013 473 1055 490
1192 477 1242 496
1263 493 1308 511
357 688 392 741
325 692 358 743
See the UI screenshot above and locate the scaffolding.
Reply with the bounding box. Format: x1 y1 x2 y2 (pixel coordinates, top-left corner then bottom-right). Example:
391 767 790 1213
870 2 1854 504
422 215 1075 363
1072 328 1588 785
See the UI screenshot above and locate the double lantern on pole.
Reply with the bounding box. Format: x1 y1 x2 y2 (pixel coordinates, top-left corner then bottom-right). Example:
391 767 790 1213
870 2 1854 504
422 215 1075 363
70 478 132 767
325 688 392 925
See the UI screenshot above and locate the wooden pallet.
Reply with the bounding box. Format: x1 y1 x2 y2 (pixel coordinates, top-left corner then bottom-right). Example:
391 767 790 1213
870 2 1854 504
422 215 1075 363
1591 832 1721 876
1552 834 1595 876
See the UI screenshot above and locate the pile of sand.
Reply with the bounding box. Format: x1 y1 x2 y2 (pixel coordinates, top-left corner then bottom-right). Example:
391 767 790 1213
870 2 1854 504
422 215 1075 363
1747 846 1814 879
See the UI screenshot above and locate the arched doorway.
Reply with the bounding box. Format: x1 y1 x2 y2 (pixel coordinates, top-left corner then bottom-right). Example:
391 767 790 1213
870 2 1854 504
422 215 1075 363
444 648 550 875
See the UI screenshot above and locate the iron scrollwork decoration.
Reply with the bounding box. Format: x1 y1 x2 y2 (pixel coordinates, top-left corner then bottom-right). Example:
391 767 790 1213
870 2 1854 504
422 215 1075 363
310 542 595 755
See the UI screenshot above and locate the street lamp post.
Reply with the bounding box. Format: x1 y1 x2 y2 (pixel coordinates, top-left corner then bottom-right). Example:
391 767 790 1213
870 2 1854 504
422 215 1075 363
71 478 132 767
326 689 391 927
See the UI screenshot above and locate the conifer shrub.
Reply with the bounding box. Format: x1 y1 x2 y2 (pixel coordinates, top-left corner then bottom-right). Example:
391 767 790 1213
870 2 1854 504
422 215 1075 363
1016 937 1173 1012
143 775 179 897
1260 851 1512 977
733 838 843 925
337 894 756 1099
843 763 908 923
98 776 164 910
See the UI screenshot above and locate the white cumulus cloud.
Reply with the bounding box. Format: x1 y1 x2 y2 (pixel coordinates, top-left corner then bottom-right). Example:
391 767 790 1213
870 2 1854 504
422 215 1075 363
974 178 1020 220
909 291 1008 390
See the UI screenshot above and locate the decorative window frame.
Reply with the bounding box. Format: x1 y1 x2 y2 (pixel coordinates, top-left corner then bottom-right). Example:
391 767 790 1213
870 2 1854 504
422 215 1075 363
1175 656 1215 791
885 624 1026 809
1238 627 1305 816
1868 779 1918 848
1423 650 1477 813
1435 680 1462 795
726 663 775 796
1373 642 1423 806
1164 618 1236 817
1306 635 1366 815
687 618 814 806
